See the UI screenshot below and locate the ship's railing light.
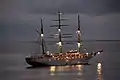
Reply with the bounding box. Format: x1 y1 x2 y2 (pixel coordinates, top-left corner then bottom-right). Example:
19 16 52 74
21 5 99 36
86 53 89 55
97 52 100 55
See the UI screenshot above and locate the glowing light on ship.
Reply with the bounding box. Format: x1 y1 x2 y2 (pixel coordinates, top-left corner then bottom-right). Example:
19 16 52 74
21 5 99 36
58 42 62 46
66 56 69 59
77 30 80 34
41 34 44 37
59 12 62 15
98 52 101 55
86 52 89 56
58 29 61 32
77 43 81 48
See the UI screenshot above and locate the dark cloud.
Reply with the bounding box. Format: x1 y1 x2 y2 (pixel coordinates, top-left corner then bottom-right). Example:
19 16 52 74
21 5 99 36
0 0 120 53
0 0 120 41
0 0 120 15
26 0 120 15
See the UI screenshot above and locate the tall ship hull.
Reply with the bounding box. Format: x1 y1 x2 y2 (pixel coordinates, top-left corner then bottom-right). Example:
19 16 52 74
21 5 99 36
25 50 102 67
26 56 91 66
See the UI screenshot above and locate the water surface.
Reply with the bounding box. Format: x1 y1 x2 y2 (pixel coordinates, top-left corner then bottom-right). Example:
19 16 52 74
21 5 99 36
0 42 120 80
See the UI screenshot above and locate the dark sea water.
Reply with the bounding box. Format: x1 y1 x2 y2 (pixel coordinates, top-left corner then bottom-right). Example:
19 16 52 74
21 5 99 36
0 42 120 80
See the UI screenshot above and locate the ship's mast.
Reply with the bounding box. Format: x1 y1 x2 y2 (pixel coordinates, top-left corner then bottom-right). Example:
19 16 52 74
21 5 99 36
40 19 45 54
57 11 62 53
77 15 82 53
50 11 69 53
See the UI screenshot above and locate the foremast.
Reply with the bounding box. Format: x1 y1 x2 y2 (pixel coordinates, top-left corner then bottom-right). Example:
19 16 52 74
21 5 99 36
36 19 45 54
40 19 45 54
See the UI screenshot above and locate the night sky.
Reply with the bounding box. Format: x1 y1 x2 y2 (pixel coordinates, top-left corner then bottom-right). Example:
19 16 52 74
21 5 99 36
0 0 120 53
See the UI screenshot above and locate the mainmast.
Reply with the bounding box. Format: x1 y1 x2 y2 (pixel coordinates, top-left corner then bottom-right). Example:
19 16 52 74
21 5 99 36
77 15 82 53
57 11 62 53
50 11 64 53
50 11 69 53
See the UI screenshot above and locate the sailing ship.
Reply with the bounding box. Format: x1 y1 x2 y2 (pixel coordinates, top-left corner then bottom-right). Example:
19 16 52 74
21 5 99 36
25 12 103 67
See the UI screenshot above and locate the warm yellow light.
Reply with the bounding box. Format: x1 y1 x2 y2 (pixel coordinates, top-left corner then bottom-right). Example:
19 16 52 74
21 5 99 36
50 66 56 72
86 53 89 56
97 63 101 70
97 63 102 75
77 43 81 48
49 66 56 76
76 65 83 76
66 56 69 59
97 62 103 80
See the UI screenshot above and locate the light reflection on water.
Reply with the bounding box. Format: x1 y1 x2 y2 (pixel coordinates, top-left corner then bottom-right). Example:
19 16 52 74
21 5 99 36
49 63 104 80
49 65 84 76
97 62 103 80
1 42 120 80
